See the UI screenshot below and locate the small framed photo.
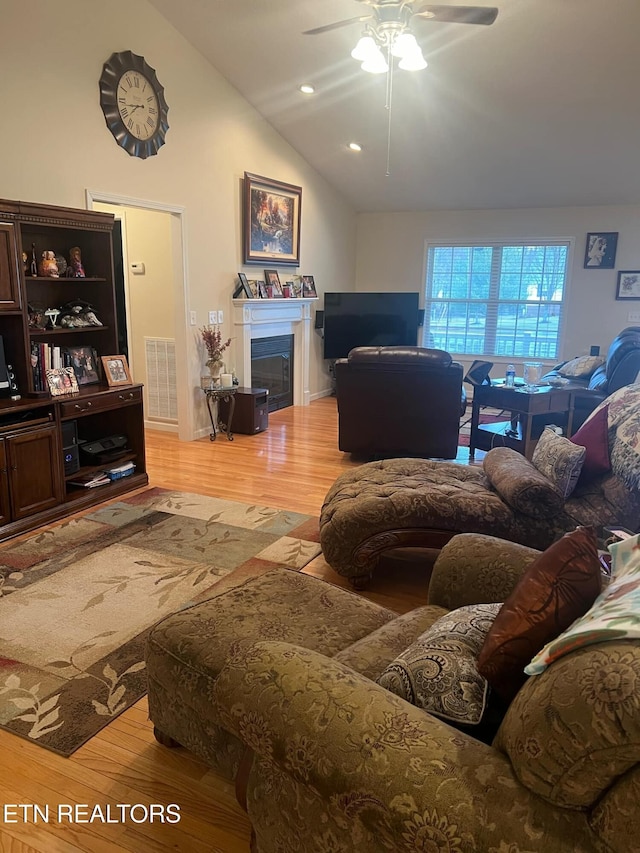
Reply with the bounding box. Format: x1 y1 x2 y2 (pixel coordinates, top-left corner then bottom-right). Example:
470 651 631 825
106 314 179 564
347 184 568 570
247 279 259 298
101 354 133 386
66 346 100 385
302 275 317 297
257 280 268 298
291 274 303 298
233 272 252 299
264 269 283 296
46 366 79 396
283 280 294 298
584 232 618 269
616 270 640 300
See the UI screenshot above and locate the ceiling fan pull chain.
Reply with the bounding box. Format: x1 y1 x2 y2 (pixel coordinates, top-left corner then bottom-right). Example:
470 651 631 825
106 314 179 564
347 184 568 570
385 42 394 176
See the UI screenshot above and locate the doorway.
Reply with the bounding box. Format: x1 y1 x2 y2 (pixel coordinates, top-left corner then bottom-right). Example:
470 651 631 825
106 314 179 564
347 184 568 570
85 190 193 441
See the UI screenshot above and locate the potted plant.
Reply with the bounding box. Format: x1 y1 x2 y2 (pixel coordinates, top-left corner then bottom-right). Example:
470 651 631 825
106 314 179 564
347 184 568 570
200 325 231 386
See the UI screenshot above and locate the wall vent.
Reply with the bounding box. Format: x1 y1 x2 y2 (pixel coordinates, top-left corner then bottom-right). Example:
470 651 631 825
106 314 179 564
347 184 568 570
145 337 177 421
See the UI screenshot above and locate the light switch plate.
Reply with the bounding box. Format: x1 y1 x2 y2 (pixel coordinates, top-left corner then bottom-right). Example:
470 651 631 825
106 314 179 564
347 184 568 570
218 310 224 324
189 311 197 326
209 311 217 324
628 311 640 323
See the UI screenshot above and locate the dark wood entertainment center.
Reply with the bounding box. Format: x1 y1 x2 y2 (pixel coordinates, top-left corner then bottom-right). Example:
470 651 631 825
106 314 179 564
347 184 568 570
0 197 147 542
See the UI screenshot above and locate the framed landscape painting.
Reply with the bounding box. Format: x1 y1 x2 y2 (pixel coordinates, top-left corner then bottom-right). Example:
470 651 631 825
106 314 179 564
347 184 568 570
243 172 301 266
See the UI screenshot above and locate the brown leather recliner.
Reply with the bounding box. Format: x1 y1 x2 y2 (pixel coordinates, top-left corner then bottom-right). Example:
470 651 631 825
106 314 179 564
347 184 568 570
334 346 465 459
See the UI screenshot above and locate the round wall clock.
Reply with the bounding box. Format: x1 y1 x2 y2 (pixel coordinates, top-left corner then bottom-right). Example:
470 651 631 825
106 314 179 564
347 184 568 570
99 50 169 159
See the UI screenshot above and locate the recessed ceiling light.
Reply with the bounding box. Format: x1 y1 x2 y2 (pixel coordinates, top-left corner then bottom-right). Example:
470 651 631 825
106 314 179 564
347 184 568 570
299 84 315 94
348 142 362 152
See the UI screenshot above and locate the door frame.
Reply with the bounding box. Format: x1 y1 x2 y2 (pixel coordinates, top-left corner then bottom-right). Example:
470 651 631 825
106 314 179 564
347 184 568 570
85 189 194 441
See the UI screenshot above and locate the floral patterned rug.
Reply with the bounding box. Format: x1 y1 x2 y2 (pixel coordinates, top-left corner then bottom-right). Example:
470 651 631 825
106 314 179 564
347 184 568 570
0 487 321 756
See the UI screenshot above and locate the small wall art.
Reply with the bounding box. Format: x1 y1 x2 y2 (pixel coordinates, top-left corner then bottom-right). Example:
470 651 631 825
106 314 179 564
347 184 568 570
584 232 618 269
302 275 317 297
616 270 640 300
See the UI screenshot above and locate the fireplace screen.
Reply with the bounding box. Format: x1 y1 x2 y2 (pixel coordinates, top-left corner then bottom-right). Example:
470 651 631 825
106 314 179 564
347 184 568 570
251 335 294 411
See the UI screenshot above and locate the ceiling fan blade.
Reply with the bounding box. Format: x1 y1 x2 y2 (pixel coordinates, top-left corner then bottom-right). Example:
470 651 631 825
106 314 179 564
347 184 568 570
413 5 499 25
303 16 372 36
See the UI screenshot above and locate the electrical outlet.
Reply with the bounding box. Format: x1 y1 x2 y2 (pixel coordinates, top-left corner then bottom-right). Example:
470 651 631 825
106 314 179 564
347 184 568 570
218 309 224 324
209 311 217 324
189 310 197 326
628 311 640 323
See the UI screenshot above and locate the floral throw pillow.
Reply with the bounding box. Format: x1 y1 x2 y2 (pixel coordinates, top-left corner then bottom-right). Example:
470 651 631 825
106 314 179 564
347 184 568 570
526 532 640 675
377 603 501 726
532 428 585 498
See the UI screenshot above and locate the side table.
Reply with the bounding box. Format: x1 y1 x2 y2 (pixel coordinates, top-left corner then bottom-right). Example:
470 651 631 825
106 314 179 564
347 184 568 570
202 386 237 441
469 383 575 460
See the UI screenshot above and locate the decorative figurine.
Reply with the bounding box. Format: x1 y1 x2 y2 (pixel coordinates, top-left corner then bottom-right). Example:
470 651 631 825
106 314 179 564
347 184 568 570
55 254 67 277
28 304 47 330
30 243 38 277
58 300 102 328
67 246 86 278
22 251 29 275
44 308 61 328
38 250 59 278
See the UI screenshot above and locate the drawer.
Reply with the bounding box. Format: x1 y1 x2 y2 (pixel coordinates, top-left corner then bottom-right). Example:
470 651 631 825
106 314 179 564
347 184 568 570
59 386 142 418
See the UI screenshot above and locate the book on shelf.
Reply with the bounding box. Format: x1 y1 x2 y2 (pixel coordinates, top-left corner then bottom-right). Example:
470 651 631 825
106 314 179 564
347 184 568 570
68 472 110 488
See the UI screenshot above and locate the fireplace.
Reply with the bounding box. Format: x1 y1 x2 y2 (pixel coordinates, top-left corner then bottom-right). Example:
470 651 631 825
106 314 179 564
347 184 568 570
251 335 294 411
231 297 316 407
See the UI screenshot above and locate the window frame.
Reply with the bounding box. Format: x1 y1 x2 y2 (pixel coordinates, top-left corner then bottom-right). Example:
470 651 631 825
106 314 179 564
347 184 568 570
421 238 574 361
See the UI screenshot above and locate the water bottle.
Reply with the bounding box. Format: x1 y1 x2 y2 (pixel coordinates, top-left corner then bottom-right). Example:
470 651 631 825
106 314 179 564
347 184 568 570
505 363 516 387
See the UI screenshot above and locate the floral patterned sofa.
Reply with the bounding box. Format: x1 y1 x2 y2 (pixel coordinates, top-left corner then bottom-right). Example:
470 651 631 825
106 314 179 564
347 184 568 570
320 384 640 585
146 531 639 853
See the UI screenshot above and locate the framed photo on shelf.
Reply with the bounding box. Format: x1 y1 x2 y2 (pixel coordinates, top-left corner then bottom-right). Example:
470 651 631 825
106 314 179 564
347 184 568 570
243 172 302 266
283 280 294 298
247 279 259 298
46 366 79 396
616 270 640 300
291 274 303 297
584 232 618 269
264 269 283 297
302 275 317 297
257 280 268 298
101 354 133 386
66 345 100 385
233 272 252 299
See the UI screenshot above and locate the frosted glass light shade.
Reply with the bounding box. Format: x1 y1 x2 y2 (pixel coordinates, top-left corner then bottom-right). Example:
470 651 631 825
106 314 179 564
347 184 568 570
398 51 428 71
391 32 419 58
351 36 378 61
361 52 388 73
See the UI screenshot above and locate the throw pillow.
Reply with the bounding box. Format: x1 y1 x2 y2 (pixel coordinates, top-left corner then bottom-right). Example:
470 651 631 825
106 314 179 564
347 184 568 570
570 404 611 481
526 532 640 675
377 603 501 726
478 526 602 702
482 447 564 519
558 355 605 379
532 428 585 498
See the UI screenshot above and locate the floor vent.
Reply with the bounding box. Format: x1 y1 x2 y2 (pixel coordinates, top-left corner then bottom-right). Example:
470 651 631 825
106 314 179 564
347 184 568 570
145 338 177 421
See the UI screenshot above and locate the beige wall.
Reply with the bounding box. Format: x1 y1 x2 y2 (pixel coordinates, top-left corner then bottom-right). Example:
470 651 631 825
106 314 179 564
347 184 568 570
355 205 640 376
0 0 356 438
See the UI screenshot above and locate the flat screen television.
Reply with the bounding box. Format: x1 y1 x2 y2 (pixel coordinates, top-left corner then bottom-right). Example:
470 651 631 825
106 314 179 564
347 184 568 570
323 291 420 360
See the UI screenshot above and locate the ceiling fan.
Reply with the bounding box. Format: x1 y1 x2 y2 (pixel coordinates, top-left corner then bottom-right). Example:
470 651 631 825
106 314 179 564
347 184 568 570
303 2 499 38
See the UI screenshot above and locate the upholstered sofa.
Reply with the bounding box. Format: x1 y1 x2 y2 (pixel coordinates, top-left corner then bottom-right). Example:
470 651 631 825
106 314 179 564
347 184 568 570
147 532 639 853
334 345 465 459
320 383 640 585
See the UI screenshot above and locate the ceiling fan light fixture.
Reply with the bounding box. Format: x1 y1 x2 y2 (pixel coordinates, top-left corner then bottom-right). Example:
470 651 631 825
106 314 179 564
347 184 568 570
390 32 419 59
398 50 428 71
351 35 379 62
361 49 388 74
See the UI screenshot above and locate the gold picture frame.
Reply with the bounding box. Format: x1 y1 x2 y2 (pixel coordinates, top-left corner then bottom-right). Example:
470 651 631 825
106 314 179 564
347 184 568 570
243 172 302 266
101 355 133 387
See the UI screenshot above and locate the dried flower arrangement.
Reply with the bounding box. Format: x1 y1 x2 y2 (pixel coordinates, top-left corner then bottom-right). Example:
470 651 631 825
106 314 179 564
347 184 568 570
200 325 231 364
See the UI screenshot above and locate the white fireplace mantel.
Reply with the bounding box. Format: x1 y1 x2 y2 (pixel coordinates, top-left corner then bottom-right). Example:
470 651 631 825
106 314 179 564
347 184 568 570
232 298 317 406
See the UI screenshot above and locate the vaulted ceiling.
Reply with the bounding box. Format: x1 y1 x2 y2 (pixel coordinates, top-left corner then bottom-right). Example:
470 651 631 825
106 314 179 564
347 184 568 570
148 0 640 212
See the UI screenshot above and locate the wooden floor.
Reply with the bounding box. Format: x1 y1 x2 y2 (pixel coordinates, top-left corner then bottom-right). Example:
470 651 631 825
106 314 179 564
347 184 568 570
0 396 453 853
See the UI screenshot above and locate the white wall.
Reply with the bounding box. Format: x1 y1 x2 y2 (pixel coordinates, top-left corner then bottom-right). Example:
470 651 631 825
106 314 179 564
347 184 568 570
355 206 640 375
0 0 355 438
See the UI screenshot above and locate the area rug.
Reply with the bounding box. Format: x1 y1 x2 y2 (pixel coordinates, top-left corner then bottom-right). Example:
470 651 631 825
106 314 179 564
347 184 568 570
0 487 321 756
458 408 511 447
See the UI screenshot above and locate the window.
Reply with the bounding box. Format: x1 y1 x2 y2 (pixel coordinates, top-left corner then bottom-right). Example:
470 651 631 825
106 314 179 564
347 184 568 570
423 242 570 359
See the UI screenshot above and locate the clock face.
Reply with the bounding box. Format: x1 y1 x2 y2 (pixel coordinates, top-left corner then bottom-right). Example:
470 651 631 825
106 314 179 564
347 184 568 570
99 51 169 159
117 71 159 141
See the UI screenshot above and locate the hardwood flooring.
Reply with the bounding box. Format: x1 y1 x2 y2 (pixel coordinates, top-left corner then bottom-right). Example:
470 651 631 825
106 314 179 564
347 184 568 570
0 396 452 852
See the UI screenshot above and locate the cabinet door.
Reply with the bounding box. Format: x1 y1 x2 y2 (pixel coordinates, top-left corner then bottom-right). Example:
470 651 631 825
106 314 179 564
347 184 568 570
0 440 12 527
0 222 22 310
6 424 63 519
